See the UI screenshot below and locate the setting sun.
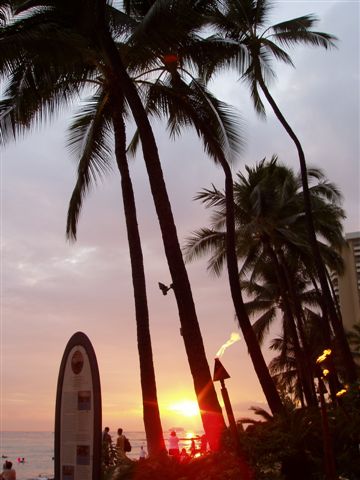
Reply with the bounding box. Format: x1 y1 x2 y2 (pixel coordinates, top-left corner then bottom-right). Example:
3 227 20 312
168 400 200 417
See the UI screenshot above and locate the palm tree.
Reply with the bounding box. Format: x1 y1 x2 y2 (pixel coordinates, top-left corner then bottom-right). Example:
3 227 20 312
184 158 347 404
243 253 344 407
268 335 304 406
68 88 167 454
112 0 282 419
130 70 284 415
1 0 225 450
184 157 345 297
0 26 166 456
91 0 227 449
242 258 317 407
239 405 325 480
205 0 357 382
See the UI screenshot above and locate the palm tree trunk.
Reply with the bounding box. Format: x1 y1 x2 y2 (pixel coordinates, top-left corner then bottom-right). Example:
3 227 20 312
310 277 342 403
218 156 284 415
278 251 318 405
112 99 165 456
265 241 316 407
99 31 225 450
257 72 357 384
325 268 343 322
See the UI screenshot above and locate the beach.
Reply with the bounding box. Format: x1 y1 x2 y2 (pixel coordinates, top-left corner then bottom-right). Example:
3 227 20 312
1 430 203 480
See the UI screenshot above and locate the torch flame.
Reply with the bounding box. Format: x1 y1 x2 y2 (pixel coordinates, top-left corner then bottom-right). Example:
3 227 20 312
316 348 332 364
216 332 241 358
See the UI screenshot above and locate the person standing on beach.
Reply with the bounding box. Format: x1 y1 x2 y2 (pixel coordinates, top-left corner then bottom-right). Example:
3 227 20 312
0 461 16 480
103 427 112 445
190 438 196 457
168 431 180 457
139 446 146 461
102 427 112 466
116 428 125 459
179 448 190 463
200 434 208 454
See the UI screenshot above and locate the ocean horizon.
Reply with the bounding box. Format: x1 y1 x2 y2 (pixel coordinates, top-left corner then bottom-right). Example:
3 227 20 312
1 429 204 480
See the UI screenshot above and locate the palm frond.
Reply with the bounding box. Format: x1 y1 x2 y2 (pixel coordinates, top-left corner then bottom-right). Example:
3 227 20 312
249 406 273 421
183 227 226 276
259 37 293 66
271 14 319 33
242 67 266 117
252 307 277 345
194 185 226 209
0 59 90 145
66 91 114 240
272 30 337 50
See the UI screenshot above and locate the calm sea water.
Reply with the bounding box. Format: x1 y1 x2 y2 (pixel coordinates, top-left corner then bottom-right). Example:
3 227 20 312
0 430 202 480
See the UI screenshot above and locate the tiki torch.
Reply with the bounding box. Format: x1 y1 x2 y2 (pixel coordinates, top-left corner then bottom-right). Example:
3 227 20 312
213 357 242 453
316 349 337 480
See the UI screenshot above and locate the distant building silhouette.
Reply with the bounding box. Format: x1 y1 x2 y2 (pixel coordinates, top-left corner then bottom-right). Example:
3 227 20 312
331 231 360 332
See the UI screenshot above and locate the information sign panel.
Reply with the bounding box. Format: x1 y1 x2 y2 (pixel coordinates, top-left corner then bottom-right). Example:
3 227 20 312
55 332 101 480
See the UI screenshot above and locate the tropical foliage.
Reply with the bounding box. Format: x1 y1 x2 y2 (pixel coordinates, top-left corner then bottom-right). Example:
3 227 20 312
202 0 356 382
184 157 349 406
103 451 250 480
128 20 285 416
100 398 360 479
1 1 359 478
237 399 360 480
0 0 226 453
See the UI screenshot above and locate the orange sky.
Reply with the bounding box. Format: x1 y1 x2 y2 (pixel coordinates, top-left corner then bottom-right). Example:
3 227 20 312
1 1 359 434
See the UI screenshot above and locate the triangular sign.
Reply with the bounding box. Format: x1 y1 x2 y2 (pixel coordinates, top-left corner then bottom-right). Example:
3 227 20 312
213 357 231 382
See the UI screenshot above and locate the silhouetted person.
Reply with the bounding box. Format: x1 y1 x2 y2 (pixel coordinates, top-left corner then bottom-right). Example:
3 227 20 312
116 428 126 460
179 448 190 463
200 434 208 454
0 461 16 480
139 446 146 461
168 431 180 456
102 427 112 466
190 438 196 457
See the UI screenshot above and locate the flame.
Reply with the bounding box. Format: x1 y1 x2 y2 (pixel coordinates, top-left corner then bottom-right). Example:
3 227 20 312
215 332 241 358
316 348 332 364
336 388 347 397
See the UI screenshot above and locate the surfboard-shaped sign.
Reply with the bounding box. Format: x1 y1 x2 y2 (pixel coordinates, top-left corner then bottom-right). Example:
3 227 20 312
55 332 101 480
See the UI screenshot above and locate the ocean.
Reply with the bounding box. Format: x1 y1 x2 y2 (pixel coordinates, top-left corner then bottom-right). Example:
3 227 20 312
0 430 203 480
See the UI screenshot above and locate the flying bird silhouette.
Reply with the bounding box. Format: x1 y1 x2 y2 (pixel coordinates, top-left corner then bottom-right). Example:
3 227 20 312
158 282 173 295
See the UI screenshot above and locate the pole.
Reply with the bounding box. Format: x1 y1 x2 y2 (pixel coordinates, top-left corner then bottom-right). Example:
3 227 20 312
220 379 242 454
318 377 337 480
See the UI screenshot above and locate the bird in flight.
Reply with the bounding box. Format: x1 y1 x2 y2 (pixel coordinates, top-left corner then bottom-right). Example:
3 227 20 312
158 282 174 295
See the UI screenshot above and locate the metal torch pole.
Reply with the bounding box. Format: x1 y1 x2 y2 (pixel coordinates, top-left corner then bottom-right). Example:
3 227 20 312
318 376 337 480
220 379 242 455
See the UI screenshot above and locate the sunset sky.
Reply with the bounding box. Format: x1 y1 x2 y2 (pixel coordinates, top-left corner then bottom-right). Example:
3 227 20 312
1 1 359 433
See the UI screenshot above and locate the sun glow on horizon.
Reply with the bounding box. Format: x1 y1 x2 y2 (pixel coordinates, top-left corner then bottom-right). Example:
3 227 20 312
168 400 200 418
